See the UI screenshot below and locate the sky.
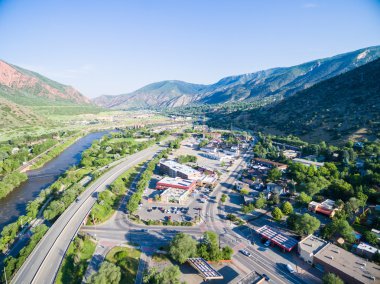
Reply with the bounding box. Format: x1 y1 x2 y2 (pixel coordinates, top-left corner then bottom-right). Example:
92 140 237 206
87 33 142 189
0 0 379 98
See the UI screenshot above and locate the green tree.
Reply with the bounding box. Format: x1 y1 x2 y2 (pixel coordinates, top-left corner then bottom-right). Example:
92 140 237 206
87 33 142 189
322 273 344 284
221 194 227 203
255 193 266 209
143 265 181 284
240 188 249 195
364 231 378 246
281 201 293 215
296 192 312 205
271 207 283 221
169 233 198 264
88 261 121 284
267 168 282 181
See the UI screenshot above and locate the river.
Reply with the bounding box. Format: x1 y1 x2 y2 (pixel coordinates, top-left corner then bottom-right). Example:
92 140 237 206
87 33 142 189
0 131 109 231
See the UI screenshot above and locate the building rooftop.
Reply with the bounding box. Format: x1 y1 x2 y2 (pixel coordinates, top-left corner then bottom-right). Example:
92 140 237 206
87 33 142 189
355 242 380 255
187 258 223 280
157 177 195 188
314 243 380 283
160 159 201 176
293 158 324 167
256 225 298 252
298 235 328 255
160 187 189 199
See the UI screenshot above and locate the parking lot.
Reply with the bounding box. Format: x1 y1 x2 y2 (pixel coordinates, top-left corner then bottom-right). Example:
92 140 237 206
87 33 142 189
135 137 234 224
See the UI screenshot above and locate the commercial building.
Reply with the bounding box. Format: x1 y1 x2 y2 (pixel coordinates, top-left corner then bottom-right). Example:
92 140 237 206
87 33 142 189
293 158 324 168
159 159 201 180
156 177 196 191
256 225 298 252
314 243 380 284
308 199 339 218
160 187 191 205
200 146 217 153
254 158 288 171
298 235 328 264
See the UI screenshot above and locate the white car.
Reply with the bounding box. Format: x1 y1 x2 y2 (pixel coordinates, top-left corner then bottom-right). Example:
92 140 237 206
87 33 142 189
286 264 295 274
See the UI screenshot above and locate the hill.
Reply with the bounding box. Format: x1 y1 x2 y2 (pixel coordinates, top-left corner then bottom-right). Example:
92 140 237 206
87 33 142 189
93 46 380 109
93 80 206 109
0 60 90 106
210 58 380 143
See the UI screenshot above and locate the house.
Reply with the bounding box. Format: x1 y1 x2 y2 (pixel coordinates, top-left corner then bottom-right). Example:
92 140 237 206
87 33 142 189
353 242 380 259
264 183 286 199
253 158 288 171
236 181 251 192
308 199 339 218
298 235 328 264
313 243 380 284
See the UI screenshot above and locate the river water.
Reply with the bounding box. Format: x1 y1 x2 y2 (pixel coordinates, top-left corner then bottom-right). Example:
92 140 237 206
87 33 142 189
0 131 109 231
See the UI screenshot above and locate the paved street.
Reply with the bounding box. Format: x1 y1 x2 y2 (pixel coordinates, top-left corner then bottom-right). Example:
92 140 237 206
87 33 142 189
11 143 167 284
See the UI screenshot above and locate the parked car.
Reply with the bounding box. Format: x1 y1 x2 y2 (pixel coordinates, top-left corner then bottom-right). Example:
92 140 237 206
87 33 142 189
240 250 251 257
286 264 295 274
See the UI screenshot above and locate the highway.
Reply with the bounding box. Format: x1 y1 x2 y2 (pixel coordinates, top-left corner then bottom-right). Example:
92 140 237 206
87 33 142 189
11 143 166 284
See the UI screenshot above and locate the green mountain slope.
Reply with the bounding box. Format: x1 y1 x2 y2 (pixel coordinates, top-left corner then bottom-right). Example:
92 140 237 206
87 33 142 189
0 60 90 106
93 46 380 109
210 58 380 143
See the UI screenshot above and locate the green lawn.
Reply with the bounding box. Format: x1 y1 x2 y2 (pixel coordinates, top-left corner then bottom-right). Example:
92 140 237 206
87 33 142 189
105 246 141 284
55 235 96 284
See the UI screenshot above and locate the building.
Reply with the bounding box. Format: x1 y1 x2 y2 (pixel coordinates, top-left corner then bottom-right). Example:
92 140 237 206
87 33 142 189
313 243 380 284
254 158 288 171
223 148 240 157
282 149 299 159
159 160 201 180
197 175 218 188
298 235 328 264
236 181 251 192
187 258 223 281
353 242 380 259
265 183 286 198
308 199 339 218
160 187 191 204
256 225 298 252
293 158 324 168
200 146 217 153
156 177 196 191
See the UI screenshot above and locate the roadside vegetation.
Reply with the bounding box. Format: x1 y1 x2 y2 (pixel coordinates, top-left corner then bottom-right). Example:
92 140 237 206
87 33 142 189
105 246 141 284
55 234 96 284
0 127 175 280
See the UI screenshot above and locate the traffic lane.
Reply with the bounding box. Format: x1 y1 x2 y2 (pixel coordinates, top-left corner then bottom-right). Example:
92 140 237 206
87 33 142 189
31 149 157 284
12 146 161 284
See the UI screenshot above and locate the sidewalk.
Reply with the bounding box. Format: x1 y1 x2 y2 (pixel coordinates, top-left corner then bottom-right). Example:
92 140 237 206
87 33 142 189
135 250 150 284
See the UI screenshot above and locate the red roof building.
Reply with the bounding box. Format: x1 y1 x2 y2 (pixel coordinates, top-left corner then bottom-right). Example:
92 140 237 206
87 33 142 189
156 177 196 191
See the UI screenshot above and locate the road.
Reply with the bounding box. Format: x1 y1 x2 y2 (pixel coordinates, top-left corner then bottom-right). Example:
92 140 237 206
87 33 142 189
11 143 166 284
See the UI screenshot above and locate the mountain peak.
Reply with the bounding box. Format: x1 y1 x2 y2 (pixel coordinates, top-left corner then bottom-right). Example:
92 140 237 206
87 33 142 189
0 60 90 105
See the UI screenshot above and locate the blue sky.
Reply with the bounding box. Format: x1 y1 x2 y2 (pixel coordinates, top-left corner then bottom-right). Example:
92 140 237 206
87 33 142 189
0 0 379 97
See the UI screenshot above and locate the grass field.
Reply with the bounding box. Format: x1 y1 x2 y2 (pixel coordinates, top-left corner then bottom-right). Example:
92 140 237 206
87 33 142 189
105 246 141 284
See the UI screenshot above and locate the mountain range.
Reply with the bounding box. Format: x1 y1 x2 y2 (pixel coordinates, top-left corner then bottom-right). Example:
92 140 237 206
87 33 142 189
93 46 380 109
208 57 380 143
